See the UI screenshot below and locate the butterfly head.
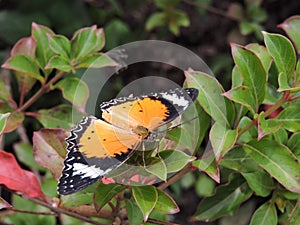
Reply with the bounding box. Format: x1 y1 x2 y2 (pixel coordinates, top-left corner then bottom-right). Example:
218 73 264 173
132 125 150 139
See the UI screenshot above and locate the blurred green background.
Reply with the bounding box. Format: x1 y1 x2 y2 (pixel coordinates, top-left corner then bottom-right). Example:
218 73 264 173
1 0 299 91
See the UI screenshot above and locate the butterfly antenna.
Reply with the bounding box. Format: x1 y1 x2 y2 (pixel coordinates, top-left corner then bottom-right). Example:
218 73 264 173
157 116 199 134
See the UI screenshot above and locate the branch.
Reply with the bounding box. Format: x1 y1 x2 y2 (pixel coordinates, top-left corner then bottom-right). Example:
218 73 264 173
27 197 112 225
8 207 57 216
238 91 289 136
183 0 240 21
158 162 193 191
282 197 300 225
17 71 66 112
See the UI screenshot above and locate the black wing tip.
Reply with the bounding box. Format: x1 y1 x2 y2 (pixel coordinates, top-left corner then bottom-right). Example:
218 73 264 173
184 88 199 102
57 176 101 195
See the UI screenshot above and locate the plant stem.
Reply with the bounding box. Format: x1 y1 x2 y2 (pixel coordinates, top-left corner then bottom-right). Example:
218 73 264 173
282 197 300 225
17 71 66 112
9 208 57 216
27 197 111 225
237 119 256 137
238 92 288 136
183 0 240 21
264 92 288 118
158 163 193 190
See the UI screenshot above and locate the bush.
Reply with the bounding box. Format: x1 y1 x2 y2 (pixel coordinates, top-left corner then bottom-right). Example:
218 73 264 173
0 9 300 225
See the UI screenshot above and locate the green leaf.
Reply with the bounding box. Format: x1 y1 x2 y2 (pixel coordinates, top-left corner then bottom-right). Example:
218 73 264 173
46 55 73 72
33 128 66 180
193 151 220 183
76 53 117 69
185 70 235 127
104 19 130 50
169 10 190 35
265 84 283 105
250 202 277 225
167 101 209 152
41 177 58 197
246 43 272 73
125 200 144 225
272 127 288 144
237 116 258 143
278 72 295 92
0 78 12 102
154 189 179 214
192 174 252 221
279 15 300 54
243 139 300 193
287 132 300 156
160 150 194 173
169 20 179 36
32 22 55 73
132 185 158 221
94 183 125 212
60 184 95 208
14 143 45 171
0 113 10 135
175 10 190 27
231 44 266 112
240 20 255 35
257 112 281 140
11 36 36 58
2 55 44 83
223 86 256 114
220 146 261 173
145 157 167 181
54 77 89 112
275 105 300 132
232 66 243 87
8 195 55 225
154 0 179 9
180 172 195 189
145 12 166 31
283 200 300 225
34 104 83 129
71 26 105 61
263 32 296 85
195 173 216 197
209 122 237 160
15 72 38 102
48 34 70 60
3 111 24 133
278 64 300 92
242 170 275 197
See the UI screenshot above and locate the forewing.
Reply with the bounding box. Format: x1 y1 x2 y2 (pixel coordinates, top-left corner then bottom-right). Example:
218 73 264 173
100 88 199 131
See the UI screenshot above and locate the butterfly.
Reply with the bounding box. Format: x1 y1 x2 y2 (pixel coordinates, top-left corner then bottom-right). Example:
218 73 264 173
57 87 199 195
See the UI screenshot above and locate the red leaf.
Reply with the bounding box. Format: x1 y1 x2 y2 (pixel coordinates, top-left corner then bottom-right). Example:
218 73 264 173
33 128 66 180
0 150 45 200
11 36 37 58
0 196 12 209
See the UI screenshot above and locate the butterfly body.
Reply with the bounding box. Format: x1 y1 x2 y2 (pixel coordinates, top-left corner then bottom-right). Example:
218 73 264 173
58 88 198 195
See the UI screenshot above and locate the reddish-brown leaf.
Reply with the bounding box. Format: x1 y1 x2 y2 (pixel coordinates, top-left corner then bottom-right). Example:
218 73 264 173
33 128 66 180
11 36 37 58
0 196 12 209
0 150 45 200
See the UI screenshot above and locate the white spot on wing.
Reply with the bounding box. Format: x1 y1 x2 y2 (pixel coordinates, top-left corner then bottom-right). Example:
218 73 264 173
161 93 189 108
73 163 111 179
